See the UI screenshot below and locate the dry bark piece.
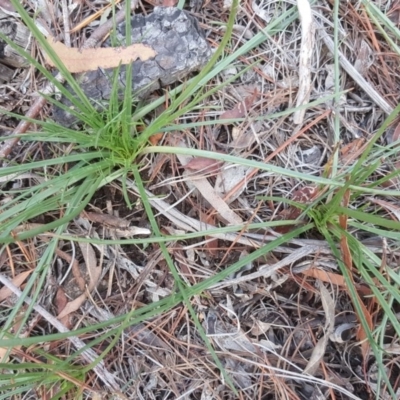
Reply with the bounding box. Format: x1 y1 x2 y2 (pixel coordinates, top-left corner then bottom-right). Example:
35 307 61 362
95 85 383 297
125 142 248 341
53 7 212 127
0 61 13 81
0 9 31 68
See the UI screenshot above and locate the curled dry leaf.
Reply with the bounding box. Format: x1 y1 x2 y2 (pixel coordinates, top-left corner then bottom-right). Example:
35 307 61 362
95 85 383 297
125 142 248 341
44 37 156 73
330 323 356 344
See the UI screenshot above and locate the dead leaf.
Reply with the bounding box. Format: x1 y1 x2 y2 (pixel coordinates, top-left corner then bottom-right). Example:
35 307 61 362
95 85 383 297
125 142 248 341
82 211 130 229
301 268 371 296
201 213 219 256
368 197 400 221
292 185 318 203
276 185 318 233
78 242 100 291
149 133 164 146
340 138 366 164
184 157 223 175
389 121 400 143
304 282 335 375
0 270 32 301
44 36 156 73
219 93 257 123
55 287 72 328
176 139 243 225
57 243 101 320
215 164 254 204
55 287 68 314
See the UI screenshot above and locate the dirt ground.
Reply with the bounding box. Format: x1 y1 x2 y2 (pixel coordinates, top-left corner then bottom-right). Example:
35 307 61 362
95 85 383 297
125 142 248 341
1 0 400 399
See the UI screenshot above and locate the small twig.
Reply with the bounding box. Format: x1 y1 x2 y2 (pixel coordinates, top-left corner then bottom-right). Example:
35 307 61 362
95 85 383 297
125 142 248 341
81 5 131 50
61 0 71 47
293 0 315 125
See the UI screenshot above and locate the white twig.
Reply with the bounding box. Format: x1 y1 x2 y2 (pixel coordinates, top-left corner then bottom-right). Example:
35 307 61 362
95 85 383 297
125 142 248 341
61 0 71 47
293 0 315 125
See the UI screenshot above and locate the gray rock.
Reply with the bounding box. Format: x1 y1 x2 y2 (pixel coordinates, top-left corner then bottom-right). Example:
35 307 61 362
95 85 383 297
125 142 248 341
52 7 211 126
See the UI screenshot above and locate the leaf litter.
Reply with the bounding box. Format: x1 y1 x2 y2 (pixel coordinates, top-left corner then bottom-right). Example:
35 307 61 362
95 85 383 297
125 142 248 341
1 0 400 399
